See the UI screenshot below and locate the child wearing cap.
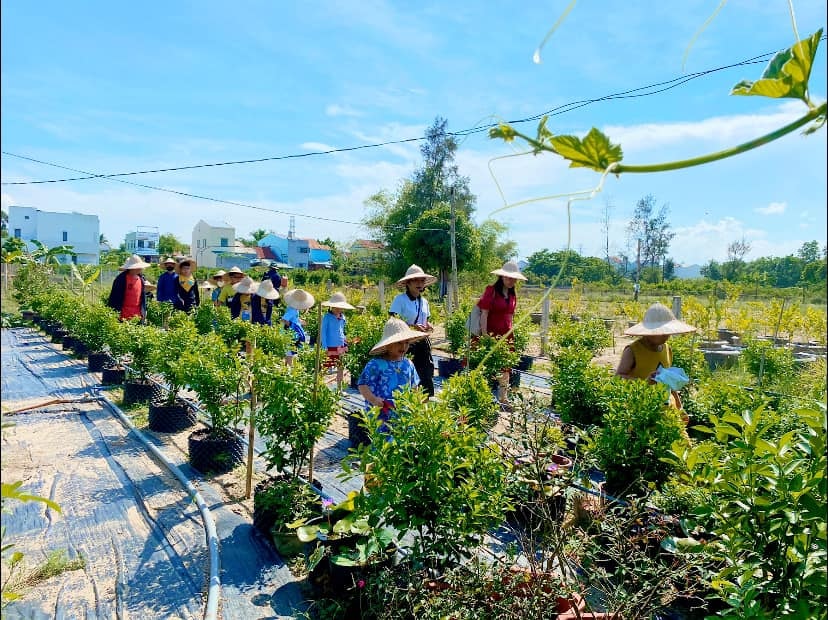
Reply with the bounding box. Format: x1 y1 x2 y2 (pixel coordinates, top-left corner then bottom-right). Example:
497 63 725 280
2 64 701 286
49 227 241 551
357 317 425 438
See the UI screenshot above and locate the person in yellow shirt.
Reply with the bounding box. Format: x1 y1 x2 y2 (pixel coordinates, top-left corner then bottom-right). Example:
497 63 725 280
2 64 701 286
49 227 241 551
615 303 696 411
216 266 245 308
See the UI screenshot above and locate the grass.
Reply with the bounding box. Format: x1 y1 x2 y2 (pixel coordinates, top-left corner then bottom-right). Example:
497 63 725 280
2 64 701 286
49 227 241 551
2 549 86 603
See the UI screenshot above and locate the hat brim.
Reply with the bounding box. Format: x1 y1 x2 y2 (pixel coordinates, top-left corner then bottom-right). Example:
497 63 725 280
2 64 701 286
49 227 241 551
396 274 438 289
369 330 428 355
175 258 197 274
232 282 259 294
284 290 315 310
257 289 280 301
322 301 355 310
121 259 152 270
490 269 527 281
625 320 697 336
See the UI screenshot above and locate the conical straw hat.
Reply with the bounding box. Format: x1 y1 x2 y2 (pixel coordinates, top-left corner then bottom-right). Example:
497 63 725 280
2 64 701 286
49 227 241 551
369 317 428 355
625 303 696 336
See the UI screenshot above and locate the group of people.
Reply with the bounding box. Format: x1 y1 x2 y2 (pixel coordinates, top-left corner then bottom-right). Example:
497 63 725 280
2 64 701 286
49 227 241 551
108 253 694 437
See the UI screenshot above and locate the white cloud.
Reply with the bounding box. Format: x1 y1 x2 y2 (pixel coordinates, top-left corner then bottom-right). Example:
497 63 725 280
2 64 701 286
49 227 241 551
300 142 338 152
325 104 361 118
755 201 786 215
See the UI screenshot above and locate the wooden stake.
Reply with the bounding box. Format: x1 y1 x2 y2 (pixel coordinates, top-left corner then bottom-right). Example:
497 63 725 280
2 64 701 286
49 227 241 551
309 302 323 486
245 338 256 499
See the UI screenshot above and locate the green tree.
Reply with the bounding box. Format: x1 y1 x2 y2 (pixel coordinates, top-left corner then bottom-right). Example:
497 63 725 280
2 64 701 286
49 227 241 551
158 233 187 257
1 208 7 236
364 117 481 283
626 194 675 282
400 203 480 277
797 240 821 263
29 240 76 267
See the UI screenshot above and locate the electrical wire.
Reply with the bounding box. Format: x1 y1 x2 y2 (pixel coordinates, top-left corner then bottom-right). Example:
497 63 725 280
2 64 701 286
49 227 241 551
2 42 809 187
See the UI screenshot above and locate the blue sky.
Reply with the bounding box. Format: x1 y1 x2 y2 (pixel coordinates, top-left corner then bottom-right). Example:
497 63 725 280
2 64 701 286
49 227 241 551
2 1 826 266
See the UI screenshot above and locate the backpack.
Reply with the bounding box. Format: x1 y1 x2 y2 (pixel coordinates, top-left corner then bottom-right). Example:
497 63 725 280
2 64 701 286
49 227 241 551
466 304 482 336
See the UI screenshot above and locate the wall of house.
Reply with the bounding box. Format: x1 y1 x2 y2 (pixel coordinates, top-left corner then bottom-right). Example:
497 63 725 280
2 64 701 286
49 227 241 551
192 221 234 268
8 206 100 265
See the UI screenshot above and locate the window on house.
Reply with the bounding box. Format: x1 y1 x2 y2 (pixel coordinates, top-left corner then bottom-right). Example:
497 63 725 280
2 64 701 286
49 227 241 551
24 216 29 220
14 228 21 238
220 238 229 247
138 240 145 248
202 238 207 249
148 241 155 248
62 231 68 242
299 247 309 253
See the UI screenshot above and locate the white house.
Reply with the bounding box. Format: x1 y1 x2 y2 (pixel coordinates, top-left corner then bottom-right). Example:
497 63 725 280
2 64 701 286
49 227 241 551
124 226 160 263
7 205 100 265
192 219 235 268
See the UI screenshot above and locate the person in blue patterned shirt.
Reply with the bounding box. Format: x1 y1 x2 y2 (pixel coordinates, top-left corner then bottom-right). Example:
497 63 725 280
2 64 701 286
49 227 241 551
357 317 426 437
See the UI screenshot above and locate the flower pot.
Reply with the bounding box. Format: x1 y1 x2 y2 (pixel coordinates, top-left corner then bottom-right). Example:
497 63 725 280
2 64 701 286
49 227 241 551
122 380 160 406
187 427 244 474
148 398 197 433
310 546 396 597
61 335 77 351
70 339 88 357
348 411 371 449
349 374 359 389
21 310 35 322
437 357 463 378
509 368 521 388
52 329 69 345
517 354 534 371
101 365 125 385
87 352 110 373
271 529 305 558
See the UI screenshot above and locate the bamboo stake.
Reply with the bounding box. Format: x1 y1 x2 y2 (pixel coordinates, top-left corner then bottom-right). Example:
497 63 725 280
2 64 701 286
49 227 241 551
309 301 323 486
245 338 256 499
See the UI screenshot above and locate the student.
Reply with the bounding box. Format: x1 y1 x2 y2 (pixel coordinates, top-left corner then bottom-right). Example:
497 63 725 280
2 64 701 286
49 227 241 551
357 317 425 436
217 266 245 310
107 254 151 321
209 270 227 306
320 291 356 390
251 279 280 325
173 257 200 313
261 261 282 291
282 289 315 365
389 264 437 396
475 260 527 404
155 257 178 304
229 276 258 321
615 303 696 411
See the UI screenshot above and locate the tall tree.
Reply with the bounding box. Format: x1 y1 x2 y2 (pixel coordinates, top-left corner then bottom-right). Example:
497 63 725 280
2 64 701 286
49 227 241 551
1 208 8 236
723 237 752 281
626 194 674 282
797 240 821 263
364 117 483 284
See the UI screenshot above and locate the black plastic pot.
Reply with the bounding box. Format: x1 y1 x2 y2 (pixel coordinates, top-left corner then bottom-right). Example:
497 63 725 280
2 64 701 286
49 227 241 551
52 329 69 345
88 352 110 372
509 369 521 388
101 366 125 385
516 355 534 371
71 339 88 357
122 380 161 406
437 357 463 378
348 410 371 448
187 427 244 474
61 335 77 351
148 398 197 433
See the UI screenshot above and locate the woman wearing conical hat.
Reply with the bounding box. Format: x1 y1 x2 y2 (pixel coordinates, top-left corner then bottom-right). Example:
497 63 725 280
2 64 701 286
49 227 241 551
172 257 200 313
251 279 280 326
107 254 151 321
616 303 696 411
389 264 438 396
281 289 315 365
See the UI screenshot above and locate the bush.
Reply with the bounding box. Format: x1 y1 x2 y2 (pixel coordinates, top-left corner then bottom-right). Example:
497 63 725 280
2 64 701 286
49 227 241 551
550 315 611 356
439 369 499 430
550 349 612 428
741 338 796 388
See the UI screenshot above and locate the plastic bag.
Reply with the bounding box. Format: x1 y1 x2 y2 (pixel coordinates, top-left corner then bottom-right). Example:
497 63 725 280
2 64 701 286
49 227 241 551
466 304 482 336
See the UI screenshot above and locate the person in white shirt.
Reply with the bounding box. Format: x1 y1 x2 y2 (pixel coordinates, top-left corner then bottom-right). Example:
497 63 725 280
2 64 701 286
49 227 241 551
388 264 437 396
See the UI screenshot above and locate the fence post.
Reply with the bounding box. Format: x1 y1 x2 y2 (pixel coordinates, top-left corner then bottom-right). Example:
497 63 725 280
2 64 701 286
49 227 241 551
672 295 682 320
378 280 385 310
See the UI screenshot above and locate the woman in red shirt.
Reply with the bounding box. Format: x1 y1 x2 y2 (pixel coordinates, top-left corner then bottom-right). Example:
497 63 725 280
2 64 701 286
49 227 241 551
476 260 527 404
107 254 151 321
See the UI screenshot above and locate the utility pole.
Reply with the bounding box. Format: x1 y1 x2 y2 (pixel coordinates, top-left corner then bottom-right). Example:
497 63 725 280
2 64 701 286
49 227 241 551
449 188 459 310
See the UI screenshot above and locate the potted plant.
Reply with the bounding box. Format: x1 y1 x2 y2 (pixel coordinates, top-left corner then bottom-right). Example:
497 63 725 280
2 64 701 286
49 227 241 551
252 474 322 556
147 314 199 432
464 334 520 391
348 390 510 570
118 320 163 406
75 303 120 372
180 332 247 474
438 368 499 430
438 307 468 378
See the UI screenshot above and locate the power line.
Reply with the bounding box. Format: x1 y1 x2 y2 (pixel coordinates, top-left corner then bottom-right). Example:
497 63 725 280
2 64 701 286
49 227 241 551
1 154 449 233
0 43 798 187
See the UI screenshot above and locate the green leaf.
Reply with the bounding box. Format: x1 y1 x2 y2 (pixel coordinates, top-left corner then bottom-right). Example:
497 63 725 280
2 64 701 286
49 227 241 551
488 123 518 142
549 128 623 172
731 29 823 102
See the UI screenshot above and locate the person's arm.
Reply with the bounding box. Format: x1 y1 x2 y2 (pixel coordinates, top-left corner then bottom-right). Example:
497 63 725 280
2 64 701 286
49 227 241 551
615 346 636 379
359 384 386 408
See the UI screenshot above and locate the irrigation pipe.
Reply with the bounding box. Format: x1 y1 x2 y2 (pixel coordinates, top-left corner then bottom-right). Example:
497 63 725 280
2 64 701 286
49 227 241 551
30 333 221 620
90 385 221 620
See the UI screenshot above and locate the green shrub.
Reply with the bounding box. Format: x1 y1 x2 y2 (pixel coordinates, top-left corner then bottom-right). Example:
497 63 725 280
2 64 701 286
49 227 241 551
741 338 796 388
439 369 499 430
550 315 611 356
668 406 827 617
550 349 611 428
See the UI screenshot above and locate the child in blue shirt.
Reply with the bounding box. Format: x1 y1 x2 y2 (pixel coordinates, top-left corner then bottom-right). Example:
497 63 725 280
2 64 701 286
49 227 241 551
358 317 425 438
320 291 356 390
281 289 315 365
